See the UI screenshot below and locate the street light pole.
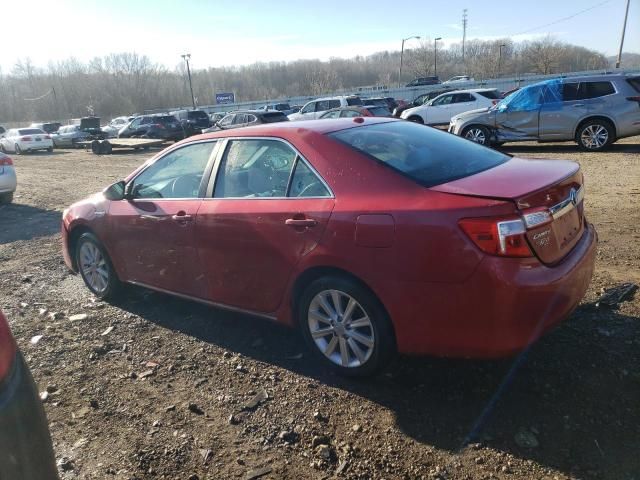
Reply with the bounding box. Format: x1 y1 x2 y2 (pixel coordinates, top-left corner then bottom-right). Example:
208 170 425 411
615 0 630 68
181 53 196 109
498 44 506 77
434 37 442 77
398 35 420 88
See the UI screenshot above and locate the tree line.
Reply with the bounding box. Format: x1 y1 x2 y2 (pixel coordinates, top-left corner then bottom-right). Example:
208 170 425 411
0 36 633 124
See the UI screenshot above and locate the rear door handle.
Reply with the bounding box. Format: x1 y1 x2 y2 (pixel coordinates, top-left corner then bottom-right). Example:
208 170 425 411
285 218 317 228
572 104 585 107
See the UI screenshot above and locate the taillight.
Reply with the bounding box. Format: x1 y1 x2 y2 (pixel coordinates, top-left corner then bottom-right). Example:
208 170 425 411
459 216 533 257
0 156 13 166
627 96 640 106
21 136 32 141
0 311 17 382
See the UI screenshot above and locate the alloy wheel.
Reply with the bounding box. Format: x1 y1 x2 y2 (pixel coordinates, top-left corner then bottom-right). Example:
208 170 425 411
580 124 608 150
465 128 487 144
307 289 375 368
79 241 109 294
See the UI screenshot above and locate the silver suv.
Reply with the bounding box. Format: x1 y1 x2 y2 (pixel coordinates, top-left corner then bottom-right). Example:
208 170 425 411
449 74 640 151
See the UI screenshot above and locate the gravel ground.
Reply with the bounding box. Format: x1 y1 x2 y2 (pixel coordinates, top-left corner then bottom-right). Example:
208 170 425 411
0 137 639 480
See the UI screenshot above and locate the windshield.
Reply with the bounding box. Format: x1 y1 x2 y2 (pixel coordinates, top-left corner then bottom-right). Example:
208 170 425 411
18 128 46 135
346 97 363 106
187 111 209 119
329 121 509 188
261 112 289 123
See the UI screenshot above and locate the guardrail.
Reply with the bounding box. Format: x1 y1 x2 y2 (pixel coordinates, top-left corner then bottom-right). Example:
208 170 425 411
145 68 640 115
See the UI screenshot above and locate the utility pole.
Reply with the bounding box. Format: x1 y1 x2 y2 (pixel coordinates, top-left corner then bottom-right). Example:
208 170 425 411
434 37 442 77
462 9 468 65
615 0 630 68
398 35 420 87
181 53 196 109
498 44 506 77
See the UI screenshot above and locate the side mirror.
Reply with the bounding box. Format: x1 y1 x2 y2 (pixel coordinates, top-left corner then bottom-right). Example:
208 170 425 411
497 103 508 112
103 180 126 201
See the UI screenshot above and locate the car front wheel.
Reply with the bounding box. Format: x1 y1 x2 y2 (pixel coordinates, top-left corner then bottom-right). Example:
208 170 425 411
462 125 491 145
298 276 395 376
75 232 121 300
576 120 614 151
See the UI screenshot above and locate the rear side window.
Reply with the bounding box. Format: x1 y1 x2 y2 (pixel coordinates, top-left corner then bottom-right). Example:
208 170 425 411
367 106 391 116
584 82 615 98
262 112 288 123
627 77 640 93
453 93 475 103
346 97 363 106
477 90 501 100
188 111 209 119
329 121 509 188
561 83 582 101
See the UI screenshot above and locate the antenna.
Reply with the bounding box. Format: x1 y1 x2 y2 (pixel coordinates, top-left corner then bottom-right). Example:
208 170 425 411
462 9 468 64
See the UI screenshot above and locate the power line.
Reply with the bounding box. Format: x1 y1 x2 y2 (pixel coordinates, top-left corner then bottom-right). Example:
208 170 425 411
511 0 613 36
24 89 54 102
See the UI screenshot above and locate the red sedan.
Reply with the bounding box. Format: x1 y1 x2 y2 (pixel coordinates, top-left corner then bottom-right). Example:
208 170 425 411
62 118 596 375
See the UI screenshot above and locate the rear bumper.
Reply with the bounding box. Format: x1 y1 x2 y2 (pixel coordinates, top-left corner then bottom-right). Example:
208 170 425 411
19 141 53 150
0 353 58 480
391 223 597 357
0 168 17 193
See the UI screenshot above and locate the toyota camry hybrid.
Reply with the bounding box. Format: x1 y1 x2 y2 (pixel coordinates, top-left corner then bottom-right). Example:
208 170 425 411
62 118 596 375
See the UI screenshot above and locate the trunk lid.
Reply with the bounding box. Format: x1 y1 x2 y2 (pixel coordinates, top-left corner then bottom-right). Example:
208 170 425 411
432 157 585 264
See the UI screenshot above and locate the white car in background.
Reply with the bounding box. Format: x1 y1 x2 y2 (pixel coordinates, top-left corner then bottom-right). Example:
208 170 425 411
288 95 363 121
102 116 133 138
400 88 501 126
0 128 53 154
0 152 17 204
443 75 475 84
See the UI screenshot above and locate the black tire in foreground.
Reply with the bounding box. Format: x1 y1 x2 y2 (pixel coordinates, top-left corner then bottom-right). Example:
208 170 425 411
462 125 492 146
298 275 396 376
0 192 13 204
576 119 615 151
75 232 121 300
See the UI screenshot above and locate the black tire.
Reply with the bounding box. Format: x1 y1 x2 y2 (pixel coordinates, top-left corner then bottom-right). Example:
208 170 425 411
462 125 491 146
75 232 121 300
101 142 113 155
576 119 615 151
0 144 5 153
47 147 53 153
298 275 395 376
90 140 101 154
14 144 22 155
407 115 424 124
0 192 13 204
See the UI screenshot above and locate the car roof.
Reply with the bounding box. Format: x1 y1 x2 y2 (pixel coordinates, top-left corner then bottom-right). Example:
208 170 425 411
438 88 498 95
314 95 360 101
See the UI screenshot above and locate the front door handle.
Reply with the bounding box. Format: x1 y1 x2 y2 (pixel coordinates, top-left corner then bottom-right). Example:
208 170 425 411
172 212 193 223
285 218 317 228
572 104 585 107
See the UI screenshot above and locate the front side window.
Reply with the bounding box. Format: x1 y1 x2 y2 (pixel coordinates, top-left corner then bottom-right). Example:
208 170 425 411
219 114 234 126
346 97 363 106
214 140 297 198
432 94 453 106
341 109 361 118
321 110 341 119
501 84 545 111
453 93 475 103
130 142 216 199
301 102 316 114
330 121 509 188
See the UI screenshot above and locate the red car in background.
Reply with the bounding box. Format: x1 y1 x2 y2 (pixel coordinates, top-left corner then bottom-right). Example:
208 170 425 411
0 310 58 479
62 118 596 376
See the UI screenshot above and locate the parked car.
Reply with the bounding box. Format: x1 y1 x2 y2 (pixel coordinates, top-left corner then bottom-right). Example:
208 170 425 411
170 109 211 136
102 116 133 138
118 115 185 141
319 105 391 118
29 122 62 134
0 128 53 154
406 76 440 87
288 96 363 121
401 88 501 125
203 110 289 132
62 117 596 376
449 74 640 150
209 112 226 124
51 125 91 148
0 309 58 479
443 75 474 84
258 103 296 115
0 126 6 138
363 97 398 112
0 152 17 204
392 88 454 117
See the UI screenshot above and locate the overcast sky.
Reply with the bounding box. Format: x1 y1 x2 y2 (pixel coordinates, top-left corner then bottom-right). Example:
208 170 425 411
3 0 638 72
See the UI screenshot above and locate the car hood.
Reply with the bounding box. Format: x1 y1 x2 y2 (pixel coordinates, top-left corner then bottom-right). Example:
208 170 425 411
451 107 495 123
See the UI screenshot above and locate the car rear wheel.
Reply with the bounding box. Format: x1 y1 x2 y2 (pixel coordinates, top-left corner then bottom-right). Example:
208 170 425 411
47 147 53 152
14 144 22 155
75 232 121 300
576 119 614 151
462 125 491 145
407 116 424 124
0 192 13 204
298 276 395 376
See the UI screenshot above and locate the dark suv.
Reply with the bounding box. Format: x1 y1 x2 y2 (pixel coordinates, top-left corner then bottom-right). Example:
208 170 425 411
118 115 185 141
203 110 289 132
406 77 440 87
170 109 211 136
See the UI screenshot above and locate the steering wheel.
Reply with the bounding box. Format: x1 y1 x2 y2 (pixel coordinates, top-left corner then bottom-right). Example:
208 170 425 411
297 181 322 197
171 175 201 198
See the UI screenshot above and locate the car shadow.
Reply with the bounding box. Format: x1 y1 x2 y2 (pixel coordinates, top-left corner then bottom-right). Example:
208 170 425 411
0 203 61 244
503 142 640 154
114 288 640 479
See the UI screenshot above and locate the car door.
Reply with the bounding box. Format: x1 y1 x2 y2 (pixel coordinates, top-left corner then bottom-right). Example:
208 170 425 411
299 101 317 119
539 81 590 139
195 138 335 314
495 84 545 140
107 141 219 297
217 114 235 130
425 94 455 124
446 93 477 122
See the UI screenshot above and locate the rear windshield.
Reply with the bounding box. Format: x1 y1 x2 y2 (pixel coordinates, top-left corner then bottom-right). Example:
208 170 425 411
187 111 209 119
477 90 501 99
329 121 509 188
346 97 363 106
262 112 289 123
274 103 291 111
627 77 640 93
367 106 391 116
18 128 45 135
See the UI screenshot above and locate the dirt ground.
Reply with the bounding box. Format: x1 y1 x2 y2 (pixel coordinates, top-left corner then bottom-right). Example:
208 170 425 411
0 137 639 480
